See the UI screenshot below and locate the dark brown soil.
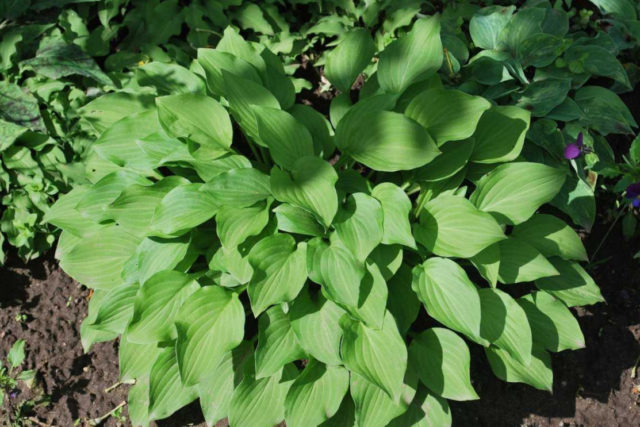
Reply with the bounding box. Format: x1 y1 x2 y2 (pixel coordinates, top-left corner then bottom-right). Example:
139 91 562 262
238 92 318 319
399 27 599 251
0 256 129 426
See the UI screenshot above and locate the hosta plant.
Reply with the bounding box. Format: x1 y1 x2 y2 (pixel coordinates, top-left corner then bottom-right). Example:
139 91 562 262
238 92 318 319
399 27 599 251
47 18 603 427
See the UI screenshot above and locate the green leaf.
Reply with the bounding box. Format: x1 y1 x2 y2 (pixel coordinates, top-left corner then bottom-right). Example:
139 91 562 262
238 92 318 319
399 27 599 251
511 214 588 261
127 271 200 344
156 94 232 152
223 71 281 141
415 195 505 258
248 235 308 315
252 106 315 169
325 28 376 93
290 288 345 366
551 175 596 231
485 346 553 392
285 361 350 427
497 238 559 284
519 291 585 352
479 288 532 364
175 286 245 386
405 88 491 146
574 86 637 135
412 258 486 345
334 193 383 262
8 339 26 369
412 138 475 182
21 41 112 85
470 162 566 225
228 363 296 427
148 348 198 420
84 282 138 339
60 227 141 290
340 311 408 401
198 341 253 426
535 258 604 307
128 377 150 426
202 167 272 208
470 106 530 163
137 62 206 95
409 328 478 401
388 386 452 427
469 6 516 50
119 334 161 381
335 110 440 172
271 157 339 228
515 79 572 117
589 0 637 19
387 264 421 334
378 16 443 94
316 244 365 314
79 92 154 134
130 235 192 285
288 104 335 158
371 183 416 248
274 203 326 237
150 183 219 237
350 371 416 427
217 200 271 249
0 82 44 132
255 305 306 378
197 49 262 96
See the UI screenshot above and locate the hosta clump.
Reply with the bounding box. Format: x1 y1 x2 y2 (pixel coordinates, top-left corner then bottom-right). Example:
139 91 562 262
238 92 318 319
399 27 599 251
47 19 603 427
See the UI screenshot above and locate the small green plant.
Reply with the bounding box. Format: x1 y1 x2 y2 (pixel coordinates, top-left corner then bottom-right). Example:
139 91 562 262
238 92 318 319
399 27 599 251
46 17 604 427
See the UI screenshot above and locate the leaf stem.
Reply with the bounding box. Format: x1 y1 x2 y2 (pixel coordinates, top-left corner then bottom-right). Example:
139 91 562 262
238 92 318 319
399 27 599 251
591 204 627 261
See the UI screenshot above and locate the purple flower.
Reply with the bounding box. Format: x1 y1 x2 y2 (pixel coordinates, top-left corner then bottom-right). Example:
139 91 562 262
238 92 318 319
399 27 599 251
9 389 18 399
626 182 640 208
564 132 584 159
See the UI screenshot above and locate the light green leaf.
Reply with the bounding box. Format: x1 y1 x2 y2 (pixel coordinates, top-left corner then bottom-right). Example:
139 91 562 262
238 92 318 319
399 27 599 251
317 244 365 313
84 282 138 338
412 258 485 345
285 361 350 427
486 346 553 392
137 62 205 95
148 348 198 420
8 339 26 369
388 386 452 427
271 156 339 228
512 214 588 261
202 167 271 208
198 341 253 426
350 371 417 427
371 183 416 248
255 305 306 378
469 243 501 287
150 183 218 237
325 28 376 93
470 162 566 225
335 110 440 172
175 286 245 386
334 193 383 262
479 288 532 364
290 288 345 366
60 227 141 289
127 271 200 344
405 88 491 146
253 106 315 169
535 258 604 307
470 106 530 164
217 200 271 249
197 49 262 96
119 334 161 381
518 291 585 352
378 16 443 94
156 94 232 152
497 238 559 284
412 138 475 182
248 235 308 315
131 235 192 285
409 328 478 401
274 203 326 237
228 363 296 427
340 311 408 401
414 195 505 258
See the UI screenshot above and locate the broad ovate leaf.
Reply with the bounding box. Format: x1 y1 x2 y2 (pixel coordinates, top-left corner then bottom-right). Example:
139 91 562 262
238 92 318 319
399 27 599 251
150 183 218 237
378 16 443 94
333 193 383 262
271 156 339 228
470 162 566 225
175 286 245 386
409 328 478 401
486 346 553 392
412 258 486 345
148 348 198 420
325 28 376 93
285 361 350 427
340 311 408 401
255 305 306 378
201 167 271 208
497 238 559 284
414 195 505 258
371 183 416 248
535 258 603 307
405 88 491 146
470 106 530 164
511 214 588 261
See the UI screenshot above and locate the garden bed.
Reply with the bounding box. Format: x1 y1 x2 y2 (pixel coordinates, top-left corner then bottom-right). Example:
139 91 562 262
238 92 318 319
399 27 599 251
1 210 639 426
